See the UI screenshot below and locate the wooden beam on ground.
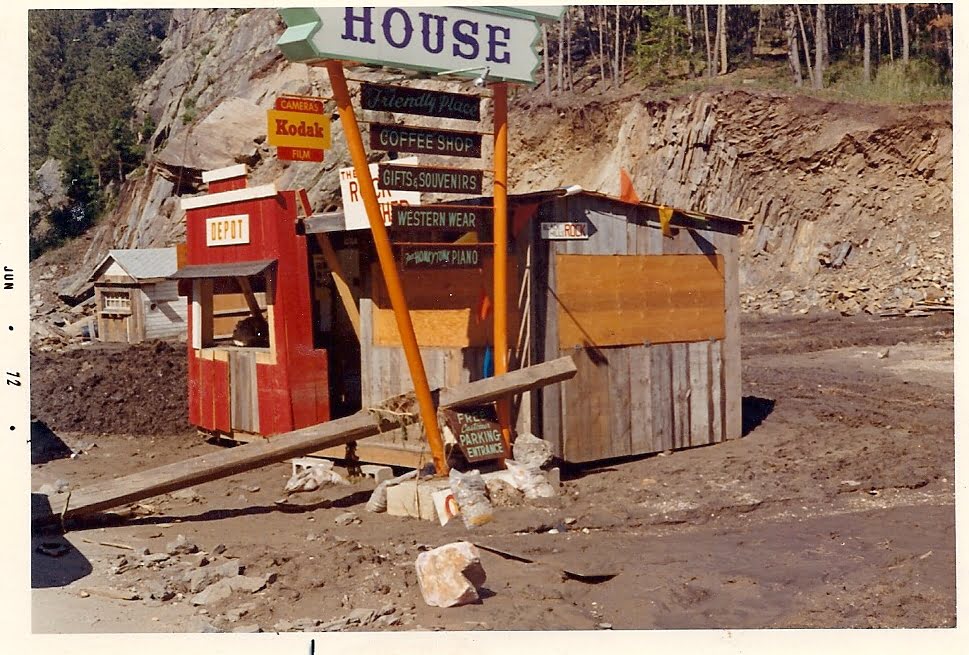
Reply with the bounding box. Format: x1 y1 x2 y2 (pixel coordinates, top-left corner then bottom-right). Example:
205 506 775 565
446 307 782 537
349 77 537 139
35 356 577 527
314 233 361 341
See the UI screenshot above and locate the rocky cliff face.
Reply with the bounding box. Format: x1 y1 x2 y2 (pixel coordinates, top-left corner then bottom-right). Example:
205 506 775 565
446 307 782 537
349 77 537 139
36 8 952 331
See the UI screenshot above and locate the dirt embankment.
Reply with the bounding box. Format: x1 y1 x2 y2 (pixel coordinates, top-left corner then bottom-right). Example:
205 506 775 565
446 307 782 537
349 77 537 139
30 340 191 436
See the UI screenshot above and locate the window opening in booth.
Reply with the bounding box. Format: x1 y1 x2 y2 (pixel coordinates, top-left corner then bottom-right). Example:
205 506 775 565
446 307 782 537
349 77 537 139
194 272 273 350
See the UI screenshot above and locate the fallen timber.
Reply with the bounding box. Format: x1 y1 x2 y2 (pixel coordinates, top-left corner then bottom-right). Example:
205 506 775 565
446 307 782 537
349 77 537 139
35 356 577 527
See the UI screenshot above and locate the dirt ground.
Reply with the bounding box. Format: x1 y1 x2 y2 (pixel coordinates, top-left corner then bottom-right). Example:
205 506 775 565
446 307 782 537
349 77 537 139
29 313 955 632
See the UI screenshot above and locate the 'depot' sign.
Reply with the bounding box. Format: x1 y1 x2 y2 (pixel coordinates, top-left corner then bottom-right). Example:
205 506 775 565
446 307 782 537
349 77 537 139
277 6 558 84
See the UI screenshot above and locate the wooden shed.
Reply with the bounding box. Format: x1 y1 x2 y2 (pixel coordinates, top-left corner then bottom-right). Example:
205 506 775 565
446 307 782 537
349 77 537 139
301 187 747 465
90 248 187 344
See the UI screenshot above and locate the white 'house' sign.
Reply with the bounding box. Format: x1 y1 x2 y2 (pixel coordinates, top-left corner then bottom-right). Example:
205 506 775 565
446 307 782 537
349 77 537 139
277 6 563 84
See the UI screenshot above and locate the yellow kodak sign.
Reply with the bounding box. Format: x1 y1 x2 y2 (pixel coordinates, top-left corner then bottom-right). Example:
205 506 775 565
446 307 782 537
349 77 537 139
267 109 331 150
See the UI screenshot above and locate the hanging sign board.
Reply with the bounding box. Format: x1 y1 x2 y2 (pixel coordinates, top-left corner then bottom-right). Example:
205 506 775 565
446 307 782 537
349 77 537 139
379 164 483 195
370 123 482 159
361 82 481 121
540 222 589 240
391 204 491 233
206 214 250 247
277 6 543 84
274 95 326 114
441 406 510 463
277 146 324 162
266 98 330 150
400 244 485 269
339 156 421 231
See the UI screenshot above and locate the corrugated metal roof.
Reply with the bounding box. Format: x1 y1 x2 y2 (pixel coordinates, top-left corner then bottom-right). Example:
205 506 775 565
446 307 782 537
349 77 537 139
170 259 276 279
499 187 751 227
89 247 179 282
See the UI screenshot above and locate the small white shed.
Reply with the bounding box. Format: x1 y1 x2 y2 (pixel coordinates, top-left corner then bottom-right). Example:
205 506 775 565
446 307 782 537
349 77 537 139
89 248 187 343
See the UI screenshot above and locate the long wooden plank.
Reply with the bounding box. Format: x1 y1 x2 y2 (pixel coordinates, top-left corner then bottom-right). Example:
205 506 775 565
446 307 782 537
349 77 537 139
671 343 690 450
628 344 653 454
556 254 725 348
608 347 632 457
711 340 724 443
650 344 673 452
39 357 577 525
688 340 711 446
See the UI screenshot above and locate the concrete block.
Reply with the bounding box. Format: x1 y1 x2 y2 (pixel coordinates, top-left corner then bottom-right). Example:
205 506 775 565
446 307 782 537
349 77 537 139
386 479 451 521
360 464 393 484
290 456 333 477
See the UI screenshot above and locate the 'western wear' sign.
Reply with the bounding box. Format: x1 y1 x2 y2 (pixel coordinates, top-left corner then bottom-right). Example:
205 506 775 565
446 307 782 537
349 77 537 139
277 6 544 84
361 82 481 121
370 123 482 158
391 204 491 232
378 163 482 195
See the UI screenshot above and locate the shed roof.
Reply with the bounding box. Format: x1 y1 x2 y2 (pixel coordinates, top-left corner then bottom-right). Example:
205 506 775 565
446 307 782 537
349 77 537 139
89 248 179 282
496 187 750 228
299 186 749 235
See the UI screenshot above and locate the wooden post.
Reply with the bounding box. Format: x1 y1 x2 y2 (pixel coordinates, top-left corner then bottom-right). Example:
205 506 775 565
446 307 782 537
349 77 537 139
492 81 513 454
235 276 262 320
323 60 448 475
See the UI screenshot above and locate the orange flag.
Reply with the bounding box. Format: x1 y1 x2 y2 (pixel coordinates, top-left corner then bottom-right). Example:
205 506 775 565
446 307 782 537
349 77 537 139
619 168 640 204
476 287 492 323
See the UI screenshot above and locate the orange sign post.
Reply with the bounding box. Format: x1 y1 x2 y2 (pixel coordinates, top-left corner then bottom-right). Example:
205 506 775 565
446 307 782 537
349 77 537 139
492 82 512 454
324 60 449 475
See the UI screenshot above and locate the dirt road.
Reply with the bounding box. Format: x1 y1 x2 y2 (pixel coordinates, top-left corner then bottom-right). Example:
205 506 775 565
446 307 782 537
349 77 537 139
30 313 954 631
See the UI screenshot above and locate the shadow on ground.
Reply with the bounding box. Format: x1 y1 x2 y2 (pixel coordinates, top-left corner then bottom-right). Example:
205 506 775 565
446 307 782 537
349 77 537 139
742 396 776 436
31 494 93 588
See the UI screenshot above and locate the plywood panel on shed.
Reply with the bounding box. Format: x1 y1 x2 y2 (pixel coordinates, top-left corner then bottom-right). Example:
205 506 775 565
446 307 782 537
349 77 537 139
555 254 725 349
370 257 520 348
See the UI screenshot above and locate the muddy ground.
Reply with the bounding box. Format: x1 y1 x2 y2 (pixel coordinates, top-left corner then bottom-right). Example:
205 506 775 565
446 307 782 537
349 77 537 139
30 313 955 632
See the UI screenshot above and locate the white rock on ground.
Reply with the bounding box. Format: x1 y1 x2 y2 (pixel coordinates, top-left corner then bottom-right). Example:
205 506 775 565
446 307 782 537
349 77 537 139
414 541 487 608
512 433 553 468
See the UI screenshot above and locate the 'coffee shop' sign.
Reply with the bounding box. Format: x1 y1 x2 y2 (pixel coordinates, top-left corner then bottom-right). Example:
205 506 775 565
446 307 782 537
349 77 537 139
370 123 482 159
277 6 556 84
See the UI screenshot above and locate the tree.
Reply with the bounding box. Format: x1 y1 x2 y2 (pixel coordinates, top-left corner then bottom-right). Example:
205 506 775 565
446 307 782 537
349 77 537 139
718 5 728 75
814 3 827 88
863 4 872 82
899 3 910 64
785 5 803 86
703 5 713 77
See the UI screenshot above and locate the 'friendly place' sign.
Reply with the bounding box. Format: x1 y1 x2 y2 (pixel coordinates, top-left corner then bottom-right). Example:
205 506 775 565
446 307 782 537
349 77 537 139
361 82 480 121
277 6 560 84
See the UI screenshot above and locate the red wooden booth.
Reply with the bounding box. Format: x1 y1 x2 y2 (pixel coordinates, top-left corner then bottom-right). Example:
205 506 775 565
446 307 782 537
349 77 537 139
173 164 330 438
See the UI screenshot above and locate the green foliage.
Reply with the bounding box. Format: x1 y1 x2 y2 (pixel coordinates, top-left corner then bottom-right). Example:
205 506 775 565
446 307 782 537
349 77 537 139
824 59 952 104
632 8 703 85
28 9 170 256
181 96 198 125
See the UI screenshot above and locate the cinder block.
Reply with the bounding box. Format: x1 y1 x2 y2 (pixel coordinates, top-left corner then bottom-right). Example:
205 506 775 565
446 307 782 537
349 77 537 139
360 464 393 485
290 457 332 477
386 479 451 521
